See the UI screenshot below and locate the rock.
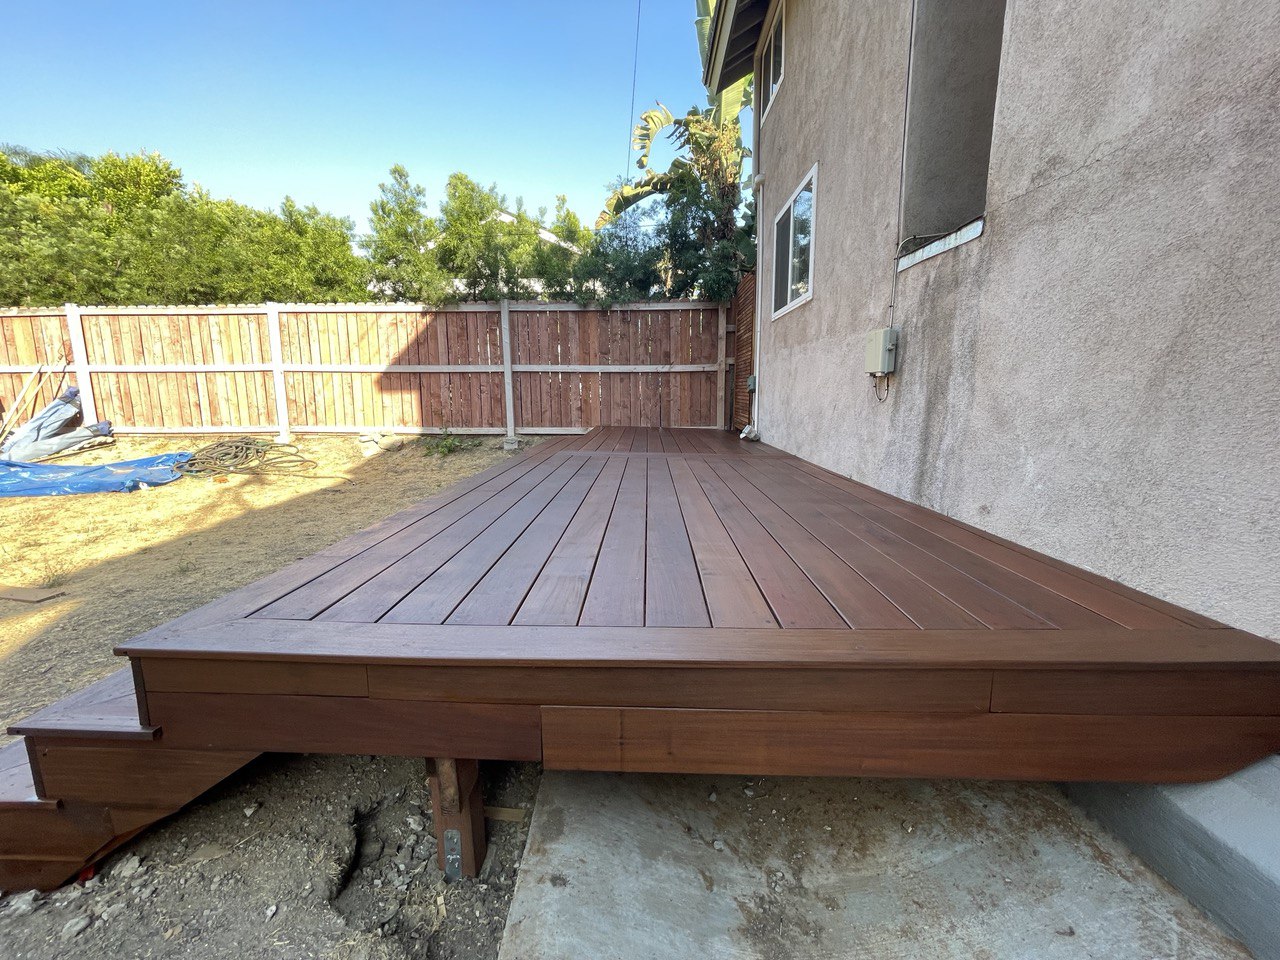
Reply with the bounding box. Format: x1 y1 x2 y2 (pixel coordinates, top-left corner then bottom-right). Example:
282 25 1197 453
61 915 91 940
244 803 260 818
113 854 143 880
406 815 424 832
5 890 40 917
188 841 231 864
708 791 717 802
265 904 278 920
376 435 405 452
100 903 126 923
712 839 725 851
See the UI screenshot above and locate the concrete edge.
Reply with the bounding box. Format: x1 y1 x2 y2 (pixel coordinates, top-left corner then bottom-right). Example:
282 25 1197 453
1067 756 1280 960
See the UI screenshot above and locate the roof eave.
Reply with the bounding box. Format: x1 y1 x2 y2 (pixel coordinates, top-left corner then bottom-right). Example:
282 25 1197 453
703 0 769 93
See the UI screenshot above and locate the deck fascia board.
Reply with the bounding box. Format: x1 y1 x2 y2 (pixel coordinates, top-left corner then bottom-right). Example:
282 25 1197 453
116 620 1280 671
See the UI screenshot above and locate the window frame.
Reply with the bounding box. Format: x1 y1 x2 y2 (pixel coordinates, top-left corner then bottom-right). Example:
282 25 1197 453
771 163 817 321
758 2 785 124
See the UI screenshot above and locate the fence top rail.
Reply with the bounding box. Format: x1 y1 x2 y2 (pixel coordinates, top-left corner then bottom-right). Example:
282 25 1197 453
0 300 725 317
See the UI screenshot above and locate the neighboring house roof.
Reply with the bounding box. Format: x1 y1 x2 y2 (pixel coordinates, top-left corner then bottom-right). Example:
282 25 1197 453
423 210 581 255
704 0 769 93
491 210 582 253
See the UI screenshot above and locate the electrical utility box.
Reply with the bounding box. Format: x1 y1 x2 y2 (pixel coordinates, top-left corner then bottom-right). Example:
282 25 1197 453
865 327 898 376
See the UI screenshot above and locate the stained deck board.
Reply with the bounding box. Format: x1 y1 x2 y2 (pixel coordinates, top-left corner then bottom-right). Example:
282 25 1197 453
765 460 1117 629
579 456 648 626
789 459 1204 630
446 457 610 625
9 670 156 741
116 427 1277 655
513 458 628 626
704 457 918 630
382 457 592 624
685 457 846 628
668 458 778 628
726 459 982 629
643 457 711 627
121 620 1280 671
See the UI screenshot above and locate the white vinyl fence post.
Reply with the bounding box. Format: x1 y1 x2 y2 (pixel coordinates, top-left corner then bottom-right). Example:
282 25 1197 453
499 299 518 449
716 303 728 430
63 303 97 424
265 303 290 442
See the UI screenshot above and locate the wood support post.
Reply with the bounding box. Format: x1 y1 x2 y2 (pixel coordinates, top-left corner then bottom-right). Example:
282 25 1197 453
427 758 485 881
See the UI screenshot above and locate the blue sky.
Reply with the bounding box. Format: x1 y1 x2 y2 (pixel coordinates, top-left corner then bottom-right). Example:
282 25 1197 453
4 0 711 230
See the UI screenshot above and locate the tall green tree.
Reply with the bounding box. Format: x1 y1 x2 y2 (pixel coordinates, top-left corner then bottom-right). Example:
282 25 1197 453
433 173 514 301
361 165 446 303
533 196 594 301
0 146 369 306
571 193 664 305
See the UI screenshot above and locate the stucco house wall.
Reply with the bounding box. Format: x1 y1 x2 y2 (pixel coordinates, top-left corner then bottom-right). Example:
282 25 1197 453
748 1 1280 953
753 0 1280 640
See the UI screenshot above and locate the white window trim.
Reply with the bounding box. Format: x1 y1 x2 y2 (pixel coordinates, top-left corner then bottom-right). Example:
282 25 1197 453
771 163 817 321
759 1 785 125
896 217 985 272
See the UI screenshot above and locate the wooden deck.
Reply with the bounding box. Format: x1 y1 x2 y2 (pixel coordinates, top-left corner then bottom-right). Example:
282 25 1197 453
4 427 1280 889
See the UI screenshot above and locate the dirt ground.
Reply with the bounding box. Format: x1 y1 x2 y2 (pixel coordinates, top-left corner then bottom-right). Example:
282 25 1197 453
0 433 541 959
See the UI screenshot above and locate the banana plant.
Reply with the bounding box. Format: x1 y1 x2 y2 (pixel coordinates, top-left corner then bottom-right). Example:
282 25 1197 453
597 0 752 229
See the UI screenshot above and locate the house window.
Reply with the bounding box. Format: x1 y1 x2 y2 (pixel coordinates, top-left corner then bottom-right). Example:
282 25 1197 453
758 4 784 120
899 0 1007 253
772 165 816 318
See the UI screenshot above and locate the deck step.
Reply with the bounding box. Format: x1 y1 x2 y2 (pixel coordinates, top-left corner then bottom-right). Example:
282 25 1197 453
8 669 156 741
0 741 118 891
0 670 258 892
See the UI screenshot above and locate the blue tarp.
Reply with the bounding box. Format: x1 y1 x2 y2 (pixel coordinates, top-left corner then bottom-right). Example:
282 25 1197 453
0 453 191 497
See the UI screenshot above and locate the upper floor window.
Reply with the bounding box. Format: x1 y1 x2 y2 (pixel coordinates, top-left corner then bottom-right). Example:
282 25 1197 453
773 165 815 318
758 4 785 120
899 0 1007 254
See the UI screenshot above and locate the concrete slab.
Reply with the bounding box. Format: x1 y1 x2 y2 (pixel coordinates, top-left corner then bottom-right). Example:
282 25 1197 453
500 772 1251 960
1069 756 1280 960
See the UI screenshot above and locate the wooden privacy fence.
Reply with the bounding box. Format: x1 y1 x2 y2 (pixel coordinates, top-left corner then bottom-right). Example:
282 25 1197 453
0 301 733 439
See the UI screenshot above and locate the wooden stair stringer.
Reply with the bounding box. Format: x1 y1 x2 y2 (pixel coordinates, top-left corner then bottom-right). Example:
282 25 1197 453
1 669 258 892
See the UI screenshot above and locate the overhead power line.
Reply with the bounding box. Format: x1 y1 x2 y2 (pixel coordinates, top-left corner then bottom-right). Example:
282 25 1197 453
623 0 644 186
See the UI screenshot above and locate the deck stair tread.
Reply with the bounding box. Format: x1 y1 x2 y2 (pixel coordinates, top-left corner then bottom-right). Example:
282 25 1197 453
0 741 55 811
8 669 156 740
